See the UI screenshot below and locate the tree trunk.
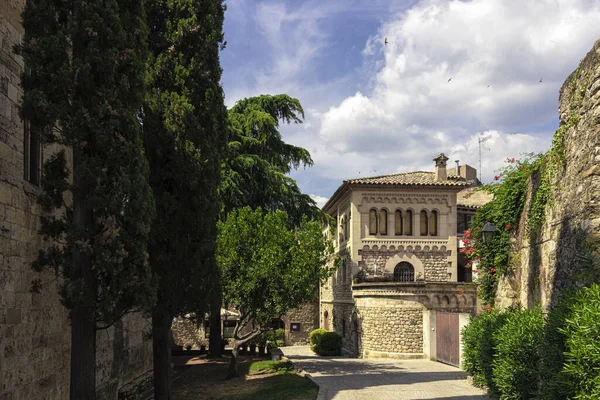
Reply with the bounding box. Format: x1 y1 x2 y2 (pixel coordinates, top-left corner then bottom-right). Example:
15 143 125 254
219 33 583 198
208 288 222 358
228 341 239 377
153 309 173 400
70 303 97 399
70 176 97 400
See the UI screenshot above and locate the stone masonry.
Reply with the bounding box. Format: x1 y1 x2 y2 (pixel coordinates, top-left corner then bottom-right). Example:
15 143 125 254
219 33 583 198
359 305 423 355
360 249 449 281
1 3 153 399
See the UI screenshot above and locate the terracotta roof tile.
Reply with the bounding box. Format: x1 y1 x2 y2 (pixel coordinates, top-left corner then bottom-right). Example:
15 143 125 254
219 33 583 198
345 171 470 187
457 187 494 208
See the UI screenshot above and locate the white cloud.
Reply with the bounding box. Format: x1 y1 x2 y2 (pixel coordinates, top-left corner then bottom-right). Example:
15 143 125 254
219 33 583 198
310 194 330 209
316 0 600 184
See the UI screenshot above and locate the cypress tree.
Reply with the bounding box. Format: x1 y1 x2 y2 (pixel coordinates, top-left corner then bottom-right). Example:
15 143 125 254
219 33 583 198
19 0 155 398
143 1 227 398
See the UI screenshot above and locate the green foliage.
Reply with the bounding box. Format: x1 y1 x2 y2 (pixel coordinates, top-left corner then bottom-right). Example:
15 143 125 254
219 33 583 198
492 307 544 400
461 309 511 394
143 0 227 319
21 0 155 326
309 328 327 353
217 208 335 338
313 332 341 356
561 284 600 399
249 360 295 374
222 95 323 226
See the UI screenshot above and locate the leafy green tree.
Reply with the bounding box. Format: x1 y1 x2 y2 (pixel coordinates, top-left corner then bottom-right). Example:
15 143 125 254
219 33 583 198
143 0 227 398
19 0 155 398
209 94 323 356
217 207 335 376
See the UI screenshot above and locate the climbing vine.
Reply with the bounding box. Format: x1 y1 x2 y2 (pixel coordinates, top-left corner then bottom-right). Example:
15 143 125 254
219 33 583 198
463 60 586 304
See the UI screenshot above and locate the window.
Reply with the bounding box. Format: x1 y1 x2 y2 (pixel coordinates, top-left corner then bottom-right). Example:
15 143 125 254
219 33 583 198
369 209 378 235
430 210 438 236
23 119 41 185
420 210 428 236
395 210 403 235
223 320 237 338
204 320 210 338
393 262 414 282
324 311 330 331
404 210 413 235
342 319 346 337
342 259 347 284
344 214 349 241
379 209 388 235
340 216 346 242
457 212 474 234
290 322 301 332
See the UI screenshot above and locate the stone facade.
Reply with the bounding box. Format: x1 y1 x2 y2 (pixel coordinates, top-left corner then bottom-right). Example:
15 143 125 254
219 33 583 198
360 304 423 354
0 3 152 399
496 39 600 310
319 157 482 361
171 316 207 350
282 301 319 345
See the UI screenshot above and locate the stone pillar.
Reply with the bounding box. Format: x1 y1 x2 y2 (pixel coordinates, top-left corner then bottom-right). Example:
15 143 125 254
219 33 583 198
423 309 437 361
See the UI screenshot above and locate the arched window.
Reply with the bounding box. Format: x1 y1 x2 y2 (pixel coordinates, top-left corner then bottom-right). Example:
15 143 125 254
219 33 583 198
379 209 388 235
342 319 346 338
395 210 403 235
393 262 414 282
420 210 428 236
344 214 349 240
369 209 378 235
430 210 438 236
404 210 413 235
324 311 330 331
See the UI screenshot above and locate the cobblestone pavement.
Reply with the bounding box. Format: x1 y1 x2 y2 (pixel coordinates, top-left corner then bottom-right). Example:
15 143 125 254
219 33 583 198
281 346 489 400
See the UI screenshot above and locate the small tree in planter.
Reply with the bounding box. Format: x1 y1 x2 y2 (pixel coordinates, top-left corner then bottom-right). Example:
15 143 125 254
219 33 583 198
217 207 336 376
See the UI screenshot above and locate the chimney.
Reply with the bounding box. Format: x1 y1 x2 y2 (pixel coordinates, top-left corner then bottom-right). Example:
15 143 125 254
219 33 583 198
433 153 449 181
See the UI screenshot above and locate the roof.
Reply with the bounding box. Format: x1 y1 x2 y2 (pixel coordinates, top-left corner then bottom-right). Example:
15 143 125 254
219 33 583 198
322 171 472 213
344 171 470 187
457 187 494 209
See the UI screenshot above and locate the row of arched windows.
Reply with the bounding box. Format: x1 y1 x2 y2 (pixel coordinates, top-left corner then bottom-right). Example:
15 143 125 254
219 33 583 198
369 209 438 236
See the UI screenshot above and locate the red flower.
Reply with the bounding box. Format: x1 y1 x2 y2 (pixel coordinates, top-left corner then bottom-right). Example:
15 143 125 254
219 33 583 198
476 313 480 317
511 158 515 163
525 169 529 173
457 291 463 295
489 267 495 273
505 223 512 230
472 269 478 273
494 175 501 180
462 195 467 198
486 305 492 312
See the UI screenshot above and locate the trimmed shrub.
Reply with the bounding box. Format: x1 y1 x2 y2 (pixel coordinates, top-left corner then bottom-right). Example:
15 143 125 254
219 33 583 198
309 328 327 353
492 307 544 399
315 332 341 356
537 292 578 400
461 308 511 394
561 284 600 399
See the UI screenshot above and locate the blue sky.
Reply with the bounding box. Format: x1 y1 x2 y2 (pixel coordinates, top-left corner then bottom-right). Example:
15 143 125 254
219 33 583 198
219 0 600 207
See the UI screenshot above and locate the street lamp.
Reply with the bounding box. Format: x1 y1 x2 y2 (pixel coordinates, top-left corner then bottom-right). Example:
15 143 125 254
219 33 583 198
481 222 497 244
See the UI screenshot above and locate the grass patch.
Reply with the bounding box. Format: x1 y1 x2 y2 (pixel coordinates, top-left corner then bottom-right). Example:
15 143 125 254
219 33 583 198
172 355 317 400
248 360 294 374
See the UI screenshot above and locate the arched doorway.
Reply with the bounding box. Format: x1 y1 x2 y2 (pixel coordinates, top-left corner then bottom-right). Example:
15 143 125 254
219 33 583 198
352 320 360 357
324 310 330 331
394 262 414 282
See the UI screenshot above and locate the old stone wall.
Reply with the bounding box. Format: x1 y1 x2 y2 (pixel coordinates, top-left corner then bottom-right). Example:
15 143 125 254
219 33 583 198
360 249 449 281
283 301 319 345
496 39 600 310
358 302 423 354
171 316 207 350
1 3 152 399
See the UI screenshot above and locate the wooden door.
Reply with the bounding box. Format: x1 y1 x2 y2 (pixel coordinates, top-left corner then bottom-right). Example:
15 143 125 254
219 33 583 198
436 312 460 367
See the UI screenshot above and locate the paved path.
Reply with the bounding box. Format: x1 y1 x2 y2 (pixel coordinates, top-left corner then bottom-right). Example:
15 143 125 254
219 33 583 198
281 346 488 400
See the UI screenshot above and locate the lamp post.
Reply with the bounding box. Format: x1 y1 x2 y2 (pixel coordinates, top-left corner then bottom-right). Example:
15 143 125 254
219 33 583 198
481 222 497 244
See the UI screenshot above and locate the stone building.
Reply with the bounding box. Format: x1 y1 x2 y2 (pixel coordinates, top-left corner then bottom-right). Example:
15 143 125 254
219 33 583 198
0 3 152 399
320 154 491 366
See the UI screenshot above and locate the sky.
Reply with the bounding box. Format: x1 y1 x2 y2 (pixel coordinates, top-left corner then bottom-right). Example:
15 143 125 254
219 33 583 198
220 0 600 208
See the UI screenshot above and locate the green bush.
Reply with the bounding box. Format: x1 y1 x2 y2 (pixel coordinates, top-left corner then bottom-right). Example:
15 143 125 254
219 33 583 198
536 293 577 400
315 331 341 356
492 307 544 400
309 328 327 353
561 284 600 399
275 328 285 340
461 309 511 393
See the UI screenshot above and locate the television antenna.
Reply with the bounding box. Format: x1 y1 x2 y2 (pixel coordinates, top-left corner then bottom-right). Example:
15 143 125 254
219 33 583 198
478 135 492 182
